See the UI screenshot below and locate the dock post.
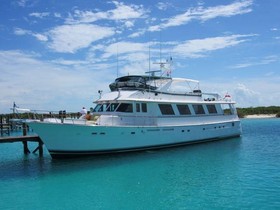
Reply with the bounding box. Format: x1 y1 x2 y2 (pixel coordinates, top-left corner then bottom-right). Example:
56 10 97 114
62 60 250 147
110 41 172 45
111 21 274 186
23 141 30 154
22 123 30 154
23 123 27 136
32 140 44 156
0 115 3 136
39 141 43 156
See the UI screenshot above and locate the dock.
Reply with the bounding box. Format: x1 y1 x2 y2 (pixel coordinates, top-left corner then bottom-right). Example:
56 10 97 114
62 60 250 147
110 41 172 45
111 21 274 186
0 109 80 157
0 135 43 155
0 121 44 156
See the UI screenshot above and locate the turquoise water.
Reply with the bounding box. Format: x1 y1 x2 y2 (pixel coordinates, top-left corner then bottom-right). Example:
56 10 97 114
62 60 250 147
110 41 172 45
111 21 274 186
0 119 279 209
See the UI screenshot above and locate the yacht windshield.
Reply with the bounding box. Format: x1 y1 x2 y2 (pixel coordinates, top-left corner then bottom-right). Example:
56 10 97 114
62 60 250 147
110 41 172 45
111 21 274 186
106 103 119 112
93 103 108 112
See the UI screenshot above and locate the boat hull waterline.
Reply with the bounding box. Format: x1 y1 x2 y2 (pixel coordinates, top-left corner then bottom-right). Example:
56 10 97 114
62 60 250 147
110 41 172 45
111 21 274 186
28 120 241 158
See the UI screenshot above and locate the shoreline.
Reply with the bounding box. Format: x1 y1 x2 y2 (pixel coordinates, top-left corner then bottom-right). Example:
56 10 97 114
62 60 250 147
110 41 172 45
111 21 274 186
244 114 277 119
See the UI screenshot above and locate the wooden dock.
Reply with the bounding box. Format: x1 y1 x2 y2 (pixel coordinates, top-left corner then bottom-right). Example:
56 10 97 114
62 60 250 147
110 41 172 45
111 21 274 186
0 135 41 143
0 135 44 156
0 122 44 156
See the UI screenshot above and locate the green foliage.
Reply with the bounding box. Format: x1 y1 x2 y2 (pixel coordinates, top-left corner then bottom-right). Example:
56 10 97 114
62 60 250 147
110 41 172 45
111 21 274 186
0 112 81 121
237 106 280 118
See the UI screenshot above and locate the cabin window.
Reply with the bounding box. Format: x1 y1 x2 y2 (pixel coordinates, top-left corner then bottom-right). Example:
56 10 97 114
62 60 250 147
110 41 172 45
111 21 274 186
136 103 140 112
136 103 147 112
206 104 217 114
158 104 175 115
116 103 133 113
142 103 147 112
192 104 205 115
177 104 191 115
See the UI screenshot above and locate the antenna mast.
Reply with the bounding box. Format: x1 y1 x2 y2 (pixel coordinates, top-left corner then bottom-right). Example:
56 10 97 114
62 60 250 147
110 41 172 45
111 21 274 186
117 44 119 78
148 41 151 72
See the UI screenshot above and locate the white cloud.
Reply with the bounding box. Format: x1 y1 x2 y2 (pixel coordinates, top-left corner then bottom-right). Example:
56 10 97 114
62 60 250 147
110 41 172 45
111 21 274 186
149 0 253 31
265 72 275 76
234 83 260 107
230 55 279 69
98 35 254 67
17 0 28 7
149 10 193 31
33 33 48 41
120 61 148 75
0 50 115 113
65 1 146 24
29 12 50 18
102 41 149 58
66 10 107 24
128 30 146 38
173 34 254 58
119 52 148 63
51 59 89 66
198 0 253 21
48 24 114 53
124 20 134 28
54 13 62 18
110 1 145 20
201 77 280 108
156 2 172 11
14 27 48 42
14 27 28 35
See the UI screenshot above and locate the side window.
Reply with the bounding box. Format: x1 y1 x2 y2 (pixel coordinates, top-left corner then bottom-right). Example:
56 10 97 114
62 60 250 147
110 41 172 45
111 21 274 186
192 104 205 115
158 104 175 115
141 103 147 112
136 103 140 112
206 104 217 114
136 103 147 113
177 104 191 115
116 103 133 113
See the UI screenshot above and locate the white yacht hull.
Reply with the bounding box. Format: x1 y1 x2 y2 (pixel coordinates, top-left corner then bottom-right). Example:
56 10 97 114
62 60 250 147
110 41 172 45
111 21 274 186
28 120 241 158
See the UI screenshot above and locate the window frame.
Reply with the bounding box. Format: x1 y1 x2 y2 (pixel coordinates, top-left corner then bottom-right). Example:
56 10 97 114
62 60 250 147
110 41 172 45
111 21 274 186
116 103 133 113
192 104 205 115
206 104 217 114
176 104 191 115
136 103 140 112
106 103 120 112
158 104 175 115
141 103 147 113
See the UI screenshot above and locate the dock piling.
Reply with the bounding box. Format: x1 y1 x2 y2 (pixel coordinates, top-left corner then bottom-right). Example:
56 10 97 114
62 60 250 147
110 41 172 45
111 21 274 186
32 141 43 156
22 122 30 154
23 141 30 154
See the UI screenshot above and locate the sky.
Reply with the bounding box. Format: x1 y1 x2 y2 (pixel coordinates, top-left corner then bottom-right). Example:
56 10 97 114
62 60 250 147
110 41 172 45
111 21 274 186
0 0 279 113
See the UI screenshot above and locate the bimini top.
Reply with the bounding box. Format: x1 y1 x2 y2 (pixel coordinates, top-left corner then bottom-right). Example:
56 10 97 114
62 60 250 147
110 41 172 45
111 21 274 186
109 75 171 91
109 75 202 97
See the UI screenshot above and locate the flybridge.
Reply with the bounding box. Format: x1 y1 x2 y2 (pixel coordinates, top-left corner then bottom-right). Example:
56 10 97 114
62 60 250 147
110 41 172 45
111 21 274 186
109 75 170 91
109 75 202 96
